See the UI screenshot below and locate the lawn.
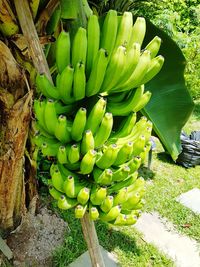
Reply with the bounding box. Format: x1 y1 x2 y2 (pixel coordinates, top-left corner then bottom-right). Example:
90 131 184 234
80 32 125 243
51 101 200 266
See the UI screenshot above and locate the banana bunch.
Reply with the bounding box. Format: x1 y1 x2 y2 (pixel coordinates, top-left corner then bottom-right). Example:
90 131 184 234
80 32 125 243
33 95 152 226
33 9 164 226
36 10 164 106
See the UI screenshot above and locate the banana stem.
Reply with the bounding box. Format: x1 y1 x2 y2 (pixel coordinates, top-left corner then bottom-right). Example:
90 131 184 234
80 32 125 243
14 0 52 81
80 213 105 267
36 0 60 35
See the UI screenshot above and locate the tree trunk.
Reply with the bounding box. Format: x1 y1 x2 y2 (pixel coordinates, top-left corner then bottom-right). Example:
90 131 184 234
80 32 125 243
0 41 36 234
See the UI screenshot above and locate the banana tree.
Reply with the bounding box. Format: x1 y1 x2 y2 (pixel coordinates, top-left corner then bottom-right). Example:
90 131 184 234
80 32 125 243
0 0 193 238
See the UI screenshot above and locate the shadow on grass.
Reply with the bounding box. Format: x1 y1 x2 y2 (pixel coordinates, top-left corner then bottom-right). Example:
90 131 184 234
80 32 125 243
157 152 175 165
96 220 140 256
53 208 141 266
138 166 155 180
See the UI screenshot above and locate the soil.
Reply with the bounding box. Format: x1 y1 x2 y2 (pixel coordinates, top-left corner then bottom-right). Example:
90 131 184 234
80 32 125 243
4 207 68 267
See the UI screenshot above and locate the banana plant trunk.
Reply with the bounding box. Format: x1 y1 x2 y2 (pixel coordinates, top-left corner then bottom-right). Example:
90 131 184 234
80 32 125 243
0 41 37 233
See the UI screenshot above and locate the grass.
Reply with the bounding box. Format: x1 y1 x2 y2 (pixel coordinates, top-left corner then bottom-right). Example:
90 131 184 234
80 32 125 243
52 100 200 266
142 100 200 242
52 208 174 267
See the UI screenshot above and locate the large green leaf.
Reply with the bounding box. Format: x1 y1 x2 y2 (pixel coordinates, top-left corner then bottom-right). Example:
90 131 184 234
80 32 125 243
141 20 194 160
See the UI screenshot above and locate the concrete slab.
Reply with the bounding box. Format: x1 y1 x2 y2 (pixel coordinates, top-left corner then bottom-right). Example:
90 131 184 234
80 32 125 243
176 188 200 214
134 212 200 267
68 245 120 267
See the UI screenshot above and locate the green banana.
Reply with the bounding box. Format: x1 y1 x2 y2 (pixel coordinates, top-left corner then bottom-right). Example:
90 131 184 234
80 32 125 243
113 50 151 93
80 149 97 175
108 172 138 194
81 130 95 155
44 99 58 135
128 17 146 47
85 97 106 135
34 100 47 131
86 49 109 97
140 141 152 163
113 187 128 205
113 141 133 166
86 14 100 76
71 107 87 142
50 163 59 177
90 186 107 205
64 161 80 171
99 205 121 222
133 91 152 112
57 145 68 164
54 100 74 114
96 144 119 169
49 185 63 200
132 135 146 156
143 126 152 141
93 168 113 185
114 11 133 48
63 175 76 198
100 195 114 213
128 156 142 173
51 169 65 193
36 74 60 99
57 195 78 210
128 177 145 193
56 31 71 73
94 112 113 148
32 132 44 147
133 199 146 210
107 85 144 116
121 192 141 210
107 91 128 103
77 187 90 205
58 163 79 179
58 65 75 104
41 141 60 157
68 144 80 164
55 115 71 143
124 214 138 225
100 9 118 55
111 165 130 182
75 204 87 218
100 45 126 93
113 213 127 226
113 116 148 146
64 175 87 198
73 62 86 101
145 36 162 59
89 206 99 220
72 27 87 67
140 55 165 85
117 42 141 87
111 112 137 139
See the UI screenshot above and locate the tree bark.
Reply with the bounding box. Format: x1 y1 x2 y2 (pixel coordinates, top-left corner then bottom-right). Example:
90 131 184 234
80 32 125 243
0 41 33 233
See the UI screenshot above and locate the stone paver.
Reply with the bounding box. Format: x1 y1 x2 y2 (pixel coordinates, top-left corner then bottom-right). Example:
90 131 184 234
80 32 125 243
134 212 200 267
176 188 200 214
68 245 119 267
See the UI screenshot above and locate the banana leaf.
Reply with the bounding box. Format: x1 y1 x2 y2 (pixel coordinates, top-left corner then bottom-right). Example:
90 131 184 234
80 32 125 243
141 19 194 161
